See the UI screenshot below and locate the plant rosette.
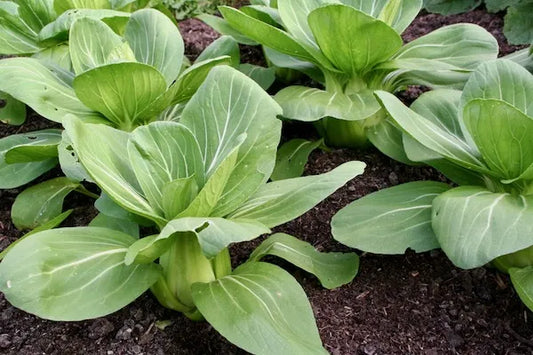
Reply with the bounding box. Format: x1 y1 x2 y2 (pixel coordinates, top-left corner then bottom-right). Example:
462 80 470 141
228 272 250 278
205 0 498 161
0 66 365 354
331 59 533 311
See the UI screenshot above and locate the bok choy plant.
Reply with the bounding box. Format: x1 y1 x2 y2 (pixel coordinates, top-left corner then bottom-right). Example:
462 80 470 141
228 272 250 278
0 66 365 354
331 59 533 311
215 0 498 161
0 8 230 218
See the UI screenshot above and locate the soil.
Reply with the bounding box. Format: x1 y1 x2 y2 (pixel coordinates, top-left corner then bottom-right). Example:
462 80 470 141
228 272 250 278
1 5 532 355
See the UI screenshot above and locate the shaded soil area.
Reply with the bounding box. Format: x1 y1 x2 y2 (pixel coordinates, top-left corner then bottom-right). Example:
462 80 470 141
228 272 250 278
1 5 532 355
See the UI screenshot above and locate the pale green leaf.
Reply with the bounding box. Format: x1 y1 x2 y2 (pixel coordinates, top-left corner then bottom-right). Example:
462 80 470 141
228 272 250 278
332 181 449 254
4 129 61 163
230 161 365 228
0 227 161 321
196 35 240 68
191 262 327 355
239 64 276 90
270 139 322 181
196 13 259 46
89 213 139 238
510 267 533 311
0 92 26 125
248 233 359 289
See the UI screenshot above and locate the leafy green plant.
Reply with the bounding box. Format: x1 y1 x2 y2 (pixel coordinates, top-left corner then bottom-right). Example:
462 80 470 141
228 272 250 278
163 0 232 20
0 9 231 231
0 66 364 354
207 0 498 160
424 0 533 45
331 59 533 311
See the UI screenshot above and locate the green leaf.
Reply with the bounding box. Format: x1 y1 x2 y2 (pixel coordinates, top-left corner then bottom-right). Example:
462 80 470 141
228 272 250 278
462 59 533 117
126 217 270 263
484 0 519 13
0 57 98 123
270 139 322 181
127 122 204 217
161 176 199 220
367 119 414 165
0 227 161 321
124 8 184 86
196 35 240 68
392 24 498 87
89 213 139 238
504 2 533 45
375 91 488 173
230 161 365 228
248 233 359 289
423 0 481 15
171 56 233 104
0 210 72 261
180 66 282 217
433 186 533 269
13 0 56 31
332 181 449 254
239 64 276 90
63 117 163 224
57 131 93 182
308 4 402 75
4 129 61 163
504 47 533 73
379 0 422 34
73 62 167 129
39 9 130 45
509 267 533 311
0 2 41 55
191 262 327 355
54 0 111 13
219 6 328 67
463 99 533 181
274 86 381 122
11 177 80 230
264 47 324 83
69 17 129 75
32 44 73 72
196 13 259 46
0 92 26 125
0 133 57 189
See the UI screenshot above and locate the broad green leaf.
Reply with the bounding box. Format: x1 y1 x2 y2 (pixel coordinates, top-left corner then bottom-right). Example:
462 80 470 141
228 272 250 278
423 0 481 15
510 267 533 311
270 139 322 181
13 0 56 31
264 47 324 83
462 60 533 117
332 181 449 254
367 119 413 165
126 217 270 263
392 24 498 87
484 0 519 13
89 213 139 238
180 66 283 217
340 0 387 17
0 2 41 55
308 5 402 74
191 262 327 355
127 122 204 217
63 117 162 224
11 177 79 230
219 6 330 68
58 131 93 182
504 2 533 45
433 186 533 269
239 64 276 90
161 176 199 220
54 0 111 13
248 233 359 289
69 17 128 75
178 137 244 218
124 9 184 86
170 56 233 104
463 99 533 181
230 161 365 228
196 35 240 68
0 57 98 122
274 86 381 122
379 0 422 34
504 47 533 73
196 13 259 46
95 192 139 222
73 62 167 129
0 227 161 321
33 44 73 72
0 133 57 189
0 210 72 261
39 9 130 45
277 0 337 50
0 92 26 125
375 91 488 173
4 129 61 163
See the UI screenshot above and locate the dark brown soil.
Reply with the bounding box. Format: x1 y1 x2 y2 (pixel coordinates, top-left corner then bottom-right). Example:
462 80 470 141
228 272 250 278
1 6 532 355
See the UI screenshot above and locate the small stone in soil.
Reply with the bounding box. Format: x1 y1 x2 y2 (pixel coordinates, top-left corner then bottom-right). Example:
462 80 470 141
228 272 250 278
88 318 115 340
0 334 11 349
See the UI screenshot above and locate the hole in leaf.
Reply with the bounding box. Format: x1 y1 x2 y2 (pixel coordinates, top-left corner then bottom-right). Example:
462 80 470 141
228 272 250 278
0 100 6 109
